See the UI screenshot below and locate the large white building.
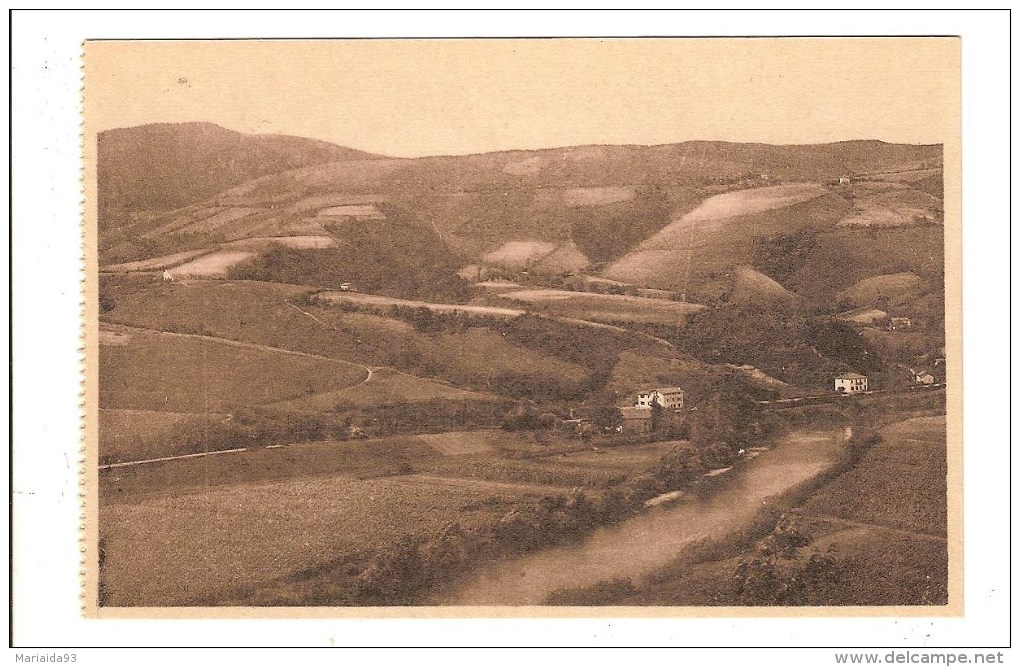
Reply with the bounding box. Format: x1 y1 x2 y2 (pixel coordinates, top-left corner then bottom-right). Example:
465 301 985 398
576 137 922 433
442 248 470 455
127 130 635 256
635 387 685 411
834 372 869 394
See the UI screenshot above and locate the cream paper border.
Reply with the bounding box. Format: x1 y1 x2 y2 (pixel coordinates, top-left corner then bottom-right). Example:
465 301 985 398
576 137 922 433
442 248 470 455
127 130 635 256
80 37 962 619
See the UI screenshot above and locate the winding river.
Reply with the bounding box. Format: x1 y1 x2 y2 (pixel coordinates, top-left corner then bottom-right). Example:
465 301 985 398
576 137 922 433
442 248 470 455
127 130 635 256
435 426 850 605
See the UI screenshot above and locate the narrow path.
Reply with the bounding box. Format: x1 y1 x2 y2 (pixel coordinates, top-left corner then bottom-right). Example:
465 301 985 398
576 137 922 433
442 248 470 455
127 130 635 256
100 447 250 470
283 302 373 385
789 509 947 543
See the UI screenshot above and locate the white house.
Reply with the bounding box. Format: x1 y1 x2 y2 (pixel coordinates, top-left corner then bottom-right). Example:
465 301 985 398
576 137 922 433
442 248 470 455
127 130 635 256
162 270 174 282
911 369 936 385
838 176 852 185
834 372 868 394
636 387 685 411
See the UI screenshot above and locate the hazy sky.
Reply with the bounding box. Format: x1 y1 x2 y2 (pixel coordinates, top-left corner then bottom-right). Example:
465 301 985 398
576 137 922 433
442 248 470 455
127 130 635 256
85 38 958 157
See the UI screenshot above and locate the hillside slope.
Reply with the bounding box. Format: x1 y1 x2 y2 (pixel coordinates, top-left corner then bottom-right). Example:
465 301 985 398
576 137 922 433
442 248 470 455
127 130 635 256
97 129 942 308
97 122 378 229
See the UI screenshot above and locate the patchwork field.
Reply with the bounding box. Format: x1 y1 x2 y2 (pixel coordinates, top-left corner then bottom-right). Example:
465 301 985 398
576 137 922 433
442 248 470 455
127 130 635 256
102 279 376 358
560 186 636 207
98 425 675 606
481 241 558 269
99 325 367 413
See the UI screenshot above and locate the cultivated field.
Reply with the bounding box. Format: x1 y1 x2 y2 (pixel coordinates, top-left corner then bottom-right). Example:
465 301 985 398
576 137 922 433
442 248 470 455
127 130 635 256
169 250 256 278
102 248 216 273
316 291 523 318
838 272 930 309
480 241 559 269
270 367 492 411
680 183 827 226
802 415 947 535
102 279 379 357
496 288 705 325
99 325 367 413
99 408 227 462
223 235 337 250
98 427 674 605
604 187 849 291
727 265 803 307
837 189 942 228
100 474 513 606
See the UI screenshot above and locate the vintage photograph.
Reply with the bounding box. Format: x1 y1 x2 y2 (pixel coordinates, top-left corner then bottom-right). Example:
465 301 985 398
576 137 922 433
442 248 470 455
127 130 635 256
83 37 960 611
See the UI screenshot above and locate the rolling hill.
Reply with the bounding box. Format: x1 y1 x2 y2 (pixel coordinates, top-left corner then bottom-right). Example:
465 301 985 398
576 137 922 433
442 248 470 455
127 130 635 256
97 122 379 236
97 124 942 310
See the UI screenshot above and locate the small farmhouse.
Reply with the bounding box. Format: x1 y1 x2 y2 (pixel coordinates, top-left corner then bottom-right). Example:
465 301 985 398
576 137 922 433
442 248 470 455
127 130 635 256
834 372 869 394
635 387 685 411
911 369 936 385
838 176 852 185
162 270 174 282
889 316 912 330
619 407 652 434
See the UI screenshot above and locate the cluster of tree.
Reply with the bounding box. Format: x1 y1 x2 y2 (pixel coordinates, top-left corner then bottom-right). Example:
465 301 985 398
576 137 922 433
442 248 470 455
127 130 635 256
500 403 559 431
569 185 673 263
351 490 640 605
648 305 886 390
477 265 646 297
751 230 818 285
382 305 509 334
732 517 843 605
225 204 470 302
333 399 511 437
227 244 470 303
492 314 628 394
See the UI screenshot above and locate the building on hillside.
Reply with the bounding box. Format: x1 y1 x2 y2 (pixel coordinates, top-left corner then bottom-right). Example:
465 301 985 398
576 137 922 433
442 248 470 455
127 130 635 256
834 372 869 394
911 369 936 385
838 176 852 185
619 407 652 435
339 282 357 292
162 270 174 281
635 387 685 411
889 316 912 330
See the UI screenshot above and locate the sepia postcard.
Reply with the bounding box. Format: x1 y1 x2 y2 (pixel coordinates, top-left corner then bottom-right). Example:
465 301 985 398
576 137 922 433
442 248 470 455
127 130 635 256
80 37 962 618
